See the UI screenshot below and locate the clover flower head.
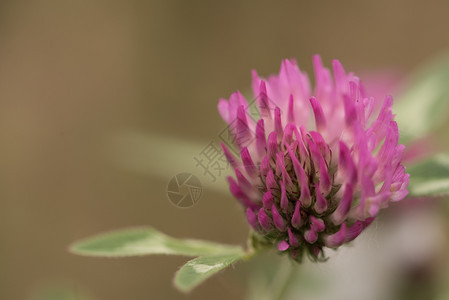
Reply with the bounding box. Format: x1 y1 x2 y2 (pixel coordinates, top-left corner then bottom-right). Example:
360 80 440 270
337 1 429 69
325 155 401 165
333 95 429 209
218 55 409 262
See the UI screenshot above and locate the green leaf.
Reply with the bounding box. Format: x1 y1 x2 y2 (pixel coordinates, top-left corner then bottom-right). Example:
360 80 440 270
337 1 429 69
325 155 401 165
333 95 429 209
70 227 243 257
395 53 449 143
407 153 449 196
174 251 246 293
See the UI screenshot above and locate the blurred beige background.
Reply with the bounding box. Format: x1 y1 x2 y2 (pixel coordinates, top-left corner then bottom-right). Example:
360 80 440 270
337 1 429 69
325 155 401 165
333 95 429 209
1 1 449 299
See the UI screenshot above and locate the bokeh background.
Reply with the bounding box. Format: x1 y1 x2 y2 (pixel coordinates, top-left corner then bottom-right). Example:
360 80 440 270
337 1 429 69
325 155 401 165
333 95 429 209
1 1 449 299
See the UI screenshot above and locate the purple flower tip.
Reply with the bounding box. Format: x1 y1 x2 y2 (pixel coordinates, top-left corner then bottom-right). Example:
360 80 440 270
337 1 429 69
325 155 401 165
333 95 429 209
246 208 258 230
258 208 272 231
218 56 408 262
277 240 290 251
272 204 286 232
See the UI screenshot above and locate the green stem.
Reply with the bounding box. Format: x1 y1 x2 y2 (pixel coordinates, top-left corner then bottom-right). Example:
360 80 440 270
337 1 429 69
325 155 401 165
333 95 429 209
271 258 296 300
